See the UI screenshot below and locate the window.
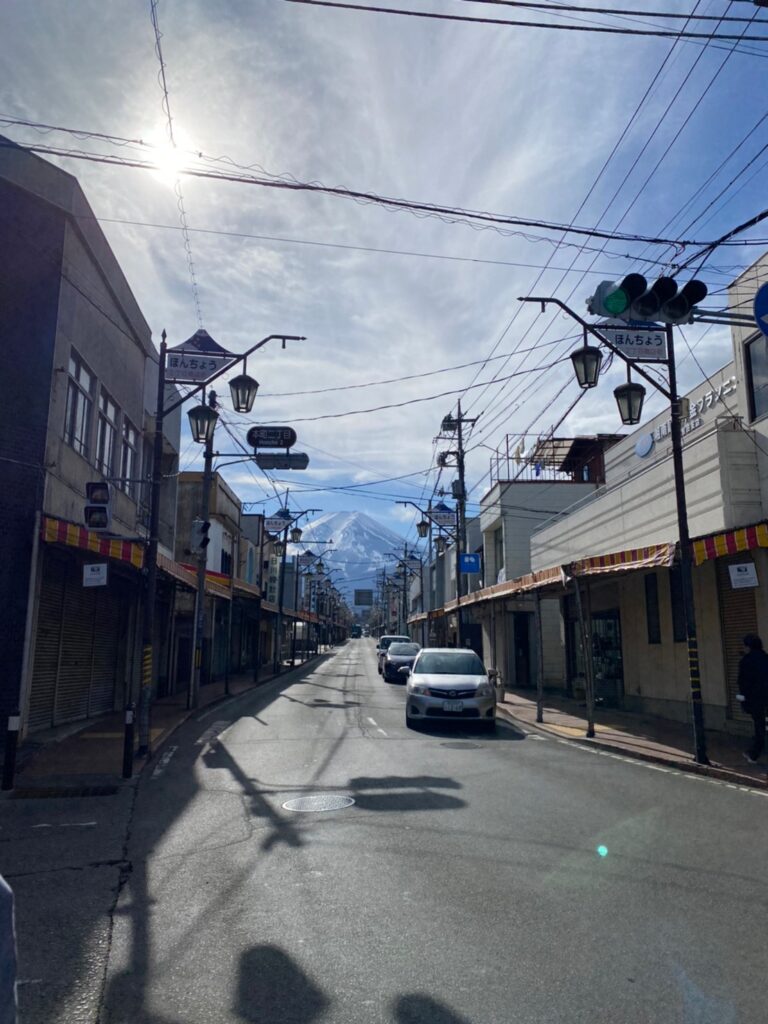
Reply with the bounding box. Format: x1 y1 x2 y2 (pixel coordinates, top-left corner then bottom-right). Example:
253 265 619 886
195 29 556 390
221 548 233 575
64 351 94 457
414 651 485 675
669 568 687 643
746 334 768 421
644 573 661 645
119 418 138 499
95 389 118 475
493 527 504 577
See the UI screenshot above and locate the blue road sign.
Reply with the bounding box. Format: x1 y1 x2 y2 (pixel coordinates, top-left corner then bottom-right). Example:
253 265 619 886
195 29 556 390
459 553 481 574
754 283 768 339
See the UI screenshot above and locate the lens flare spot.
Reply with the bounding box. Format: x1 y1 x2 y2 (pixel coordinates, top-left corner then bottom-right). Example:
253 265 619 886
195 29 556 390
596 844 609 858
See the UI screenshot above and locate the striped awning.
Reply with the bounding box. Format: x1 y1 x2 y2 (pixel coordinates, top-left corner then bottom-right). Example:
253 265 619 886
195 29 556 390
693 521 768 566
572 542 676 576
42 515 144 569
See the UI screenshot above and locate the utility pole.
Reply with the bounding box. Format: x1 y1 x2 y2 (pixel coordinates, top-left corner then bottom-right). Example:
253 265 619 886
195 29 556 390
440 401 477 647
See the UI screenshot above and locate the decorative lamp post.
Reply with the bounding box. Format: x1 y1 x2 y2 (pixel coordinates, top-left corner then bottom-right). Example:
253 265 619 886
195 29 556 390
417 519 429 539
570 344 603 389
435 535 446 555
228 368 260 413
187 401 218 444
290 525 303 543
614 379 646 425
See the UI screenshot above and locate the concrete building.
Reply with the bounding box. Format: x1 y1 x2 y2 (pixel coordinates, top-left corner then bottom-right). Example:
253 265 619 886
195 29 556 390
0 137 180 735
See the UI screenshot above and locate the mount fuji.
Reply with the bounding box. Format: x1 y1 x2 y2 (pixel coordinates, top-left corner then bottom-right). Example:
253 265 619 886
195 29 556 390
290 511 411 606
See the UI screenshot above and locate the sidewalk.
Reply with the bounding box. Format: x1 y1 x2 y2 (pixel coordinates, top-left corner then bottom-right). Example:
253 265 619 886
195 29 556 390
9 654 324 795
498 688 768 789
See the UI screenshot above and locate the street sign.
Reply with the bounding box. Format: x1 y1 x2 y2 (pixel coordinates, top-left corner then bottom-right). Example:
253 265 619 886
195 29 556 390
459 553 481 574
83 563 108 587
256 453 309 471
354 589 374 606
165 351 234 383
246 426 298 449
298 552 316 567
600 322 667 361
729 563 758 589
265 514 293 532
428 502 457 528
754 283 768 338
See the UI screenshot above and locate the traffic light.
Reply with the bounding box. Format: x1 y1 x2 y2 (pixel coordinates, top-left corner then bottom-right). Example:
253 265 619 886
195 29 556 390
190 519 211 553
84 481 111 531
587 275 707 325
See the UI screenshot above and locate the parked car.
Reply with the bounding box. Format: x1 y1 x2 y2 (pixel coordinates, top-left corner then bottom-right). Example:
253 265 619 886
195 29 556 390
404 648 496 732
376 634 410 674
382 642 421 682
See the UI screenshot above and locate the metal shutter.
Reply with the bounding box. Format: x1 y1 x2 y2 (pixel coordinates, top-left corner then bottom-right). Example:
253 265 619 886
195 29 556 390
716 557 757 721
27 563 66 732
88 588 122 716
54 566 94 725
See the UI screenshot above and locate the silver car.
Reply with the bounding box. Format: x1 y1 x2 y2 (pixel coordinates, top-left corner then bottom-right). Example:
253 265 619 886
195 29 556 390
404 648 496 732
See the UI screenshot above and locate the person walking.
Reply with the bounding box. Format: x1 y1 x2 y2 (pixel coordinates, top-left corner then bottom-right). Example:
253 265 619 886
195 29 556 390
736 633 768 764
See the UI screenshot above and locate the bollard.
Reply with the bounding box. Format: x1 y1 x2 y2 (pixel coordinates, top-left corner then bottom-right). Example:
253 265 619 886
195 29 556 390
2 711 20 792
122 703 135 780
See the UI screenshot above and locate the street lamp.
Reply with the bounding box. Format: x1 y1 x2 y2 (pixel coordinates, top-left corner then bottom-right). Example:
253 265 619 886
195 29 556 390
435 535 447 554
570 344 603 389
614 379 646 425
228 368 260 413
290 525 303 543
187 401 218 444
417 519 430 539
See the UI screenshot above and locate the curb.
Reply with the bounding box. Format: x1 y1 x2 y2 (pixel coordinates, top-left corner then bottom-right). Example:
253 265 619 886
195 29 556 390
7 655 327 798
497 705 768 791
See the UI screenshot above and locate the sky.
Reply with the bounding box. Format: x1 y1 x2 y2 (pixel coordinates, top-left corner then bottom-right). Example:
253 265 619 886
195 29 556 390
2 0 767 549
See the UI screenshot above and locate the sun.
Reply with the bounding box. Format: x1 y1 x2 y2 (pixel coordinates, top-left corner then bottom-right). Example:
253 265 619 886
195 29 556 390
144 125 198 188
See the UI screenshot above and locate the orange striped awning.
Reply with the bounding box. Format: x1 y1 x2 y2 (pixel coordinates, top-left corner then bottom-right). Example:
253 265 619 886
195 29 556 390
42 515 144 569
573 543 676 576
693 522 768 566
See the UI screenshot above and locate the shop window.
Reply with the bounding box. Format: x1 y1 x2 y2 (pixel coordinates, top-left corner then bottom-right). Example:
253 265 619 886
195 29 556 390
64 350 94 457
493 527 504 578
644 573 661 644
669 567 687 643
746 334 768 421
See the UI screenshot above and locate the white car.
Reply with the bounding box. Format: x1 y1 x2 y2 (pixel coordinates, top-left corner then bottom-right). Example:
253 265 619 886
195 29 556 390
404 648 496 733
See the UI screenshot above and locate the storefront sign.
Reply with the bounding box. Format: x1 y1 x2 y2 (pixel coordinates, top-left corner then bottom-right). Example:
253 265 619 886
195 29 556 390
83 563 108 587
729 563 758 589
635 375 738 458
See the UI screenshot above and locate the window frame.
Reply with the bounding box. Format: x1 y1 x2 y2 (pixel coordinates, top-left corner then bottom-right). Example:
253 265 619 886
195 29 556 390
64 350 95 459
119 417 139 500
95 388 119 476
745 331 768 423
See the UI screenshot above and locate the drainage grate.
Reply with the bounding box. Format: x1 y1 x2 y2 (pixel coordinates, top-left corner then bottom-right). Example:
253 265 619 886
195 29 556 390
282 794 355 812
440 742 482 750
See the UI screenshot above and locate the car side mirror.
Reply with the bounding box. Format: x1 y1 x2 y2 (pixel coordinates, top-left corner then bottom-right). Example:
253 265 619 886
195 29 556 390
398 666 411 676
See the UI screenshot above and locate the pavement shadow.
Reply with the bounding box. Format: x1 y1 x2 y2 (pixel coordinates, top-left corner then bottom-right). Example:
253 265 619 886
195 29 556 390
394 993 473 1024
235 945 330 1023
348 774 465 812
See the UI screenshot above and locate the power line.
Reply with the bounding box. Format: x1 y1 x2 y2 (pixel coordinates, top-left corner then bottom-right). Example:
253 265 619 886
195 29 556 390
149 0 203 328
1 139 740 250
279 0 768 42
457 0 767 22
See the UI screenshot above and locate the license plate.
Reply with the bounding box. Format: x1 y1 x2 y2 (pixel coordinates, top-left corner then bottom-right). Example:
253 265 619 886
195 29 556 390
442 701 464 712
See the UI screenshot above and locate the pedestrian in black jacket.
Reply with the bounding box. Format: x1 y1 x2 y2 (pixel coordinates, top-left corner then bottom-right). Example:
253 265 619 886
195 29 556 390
736 633 768 764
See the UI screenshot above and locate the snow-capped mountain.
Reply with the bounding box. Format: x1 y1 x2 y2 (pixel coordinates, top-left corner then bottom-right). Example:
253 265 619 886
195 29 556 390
289 511 412 606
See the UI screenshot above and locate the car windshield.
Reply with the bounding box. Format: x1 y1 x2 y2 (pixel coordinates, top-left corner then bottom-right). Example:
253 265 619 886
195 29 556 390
413 652 486 675
381 636 409 649
388 643 420 656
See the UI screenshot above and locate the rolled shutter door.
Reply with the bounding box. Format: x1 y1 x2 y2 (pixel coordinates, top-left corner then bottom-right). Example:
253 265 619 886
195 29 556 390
28 564 65 732
54 566 95 725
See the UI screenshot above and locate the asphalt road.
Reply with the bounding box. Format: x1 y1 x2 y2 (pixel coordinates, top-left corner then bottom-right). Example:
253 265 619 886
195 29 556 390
6 640 768 1023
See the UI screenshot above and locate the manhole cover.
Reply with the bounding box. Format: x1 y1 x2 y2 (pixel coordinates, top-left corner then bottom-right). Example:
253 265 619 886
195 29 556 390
282 794 355 812
440 742 482 750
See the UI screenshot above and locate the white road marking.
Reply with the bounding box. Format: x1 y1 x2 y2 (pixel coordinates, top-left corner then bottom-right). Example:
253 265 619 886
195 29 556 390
17 979 42 986
366 717 378 727
31 822 96 829
377 728 388 737
557 738 768 796
151 745 178 778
